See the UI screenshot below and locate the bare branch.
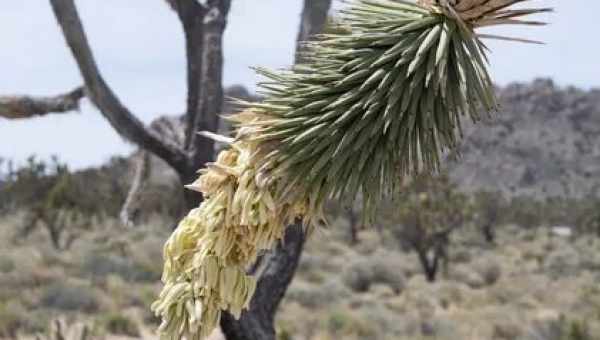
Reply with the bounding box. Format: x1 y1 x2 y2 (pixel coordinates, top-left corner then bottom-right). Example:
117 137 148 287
167 0 208 144
187 0 231 156
296 0 333 63
119 151 150 227
119 115 185 227
0 87 84 120
49 0 188 173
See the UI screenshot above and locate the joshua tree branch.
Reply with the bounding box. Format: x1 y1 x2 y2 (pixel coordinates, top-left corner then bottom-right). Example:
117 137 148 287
166 0 208 148
187 0 231 156
0 87 85 119
119 151 151 227
296 0 333 63
49 0 188 174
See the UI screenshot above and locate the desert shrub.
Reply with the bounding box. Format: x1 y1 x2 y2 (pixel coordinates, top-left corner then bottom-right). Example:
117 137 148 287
298 253 332 274
80 252 160 283
545 247 581 279
326 309 378 339
528 317 565 340
40 282 99 312
504 196 545 229
448 264 486 289
99 313 140 337
472 256 502 286
421 317 461 338
370 254 406 293
342 258 373 292
342 252 406 294
558 317 597 340
0 302 26 338
450 248 472 264
0 256 15 273
277 327 293 340
579 252 600 273
286 282 329 308
492 319 525 339
286 279 349 308
327 309 352 334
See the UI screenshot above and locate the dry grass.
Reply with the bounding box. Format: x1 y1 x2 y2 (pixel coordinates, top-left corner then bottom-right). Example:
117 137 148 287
1 212 600 340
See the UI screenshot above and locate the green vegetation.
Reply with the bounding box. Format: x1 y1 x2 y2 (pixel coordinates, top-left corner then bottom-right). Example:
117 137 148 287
2 157 600 339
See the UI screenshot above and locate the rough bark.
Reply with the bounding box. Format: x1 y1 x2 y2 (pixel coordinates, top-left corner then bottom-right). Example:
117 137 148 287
221 224 306 340
167 0 208 148
220 2 333 339
0 87 84 119
295 0 333 64
49 0 188 175
182 0 231 209
119 151 151 227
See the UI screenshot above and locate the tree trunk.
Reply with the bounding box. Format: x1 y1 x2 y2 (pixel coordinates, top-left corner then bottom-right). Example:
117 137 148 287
221 223 306 340
483 223 496 243
417 248 438 282
219 2 332 339
296 0 332 63
347 207 360 245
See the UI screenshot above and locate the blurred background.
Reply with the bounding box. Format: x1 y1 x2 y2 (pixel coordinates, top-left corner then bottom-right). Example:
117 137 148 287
2 1 600 340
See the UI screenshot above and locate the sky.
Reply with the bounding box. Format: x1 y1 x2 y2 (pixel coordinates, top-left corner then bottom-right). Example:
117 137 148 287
0 0 598 169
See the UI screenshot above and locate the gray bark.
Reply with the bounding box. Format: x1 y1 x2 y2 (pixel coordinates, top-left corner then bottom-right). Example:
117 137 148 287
296 0 332 63
220 2 332 339
182 0 231 209
221 223 306 340
49 0 188 175
119 151 150 227
0 87 84 119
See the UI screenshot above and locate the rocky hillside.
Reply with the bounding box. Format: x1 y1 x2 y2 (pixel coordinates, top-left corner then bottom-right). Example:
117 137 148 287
448 79 600 199
150 79 600 202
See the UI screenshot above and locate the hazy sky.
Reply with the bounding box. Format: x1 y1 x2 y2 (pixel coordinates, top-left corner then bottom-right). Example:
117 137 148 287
0 0 598 169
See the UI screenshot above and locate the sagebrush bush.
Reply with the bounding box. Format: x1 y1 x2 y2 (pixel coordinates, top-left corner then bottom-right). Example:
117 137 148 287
286 282 329 308
448 264 486 289
472 256 502 286
545 247 582 279
80 252 160 283
0 256 15 274
342 258 374 292
99 313 140 337
342 251 405 294
0 302 26 338
40 282 99 312
326 308 378 339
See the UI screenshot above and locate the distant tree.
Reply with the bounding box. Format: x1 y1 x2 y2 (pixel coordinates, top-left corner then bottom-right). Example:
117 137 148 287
474 191 504 244
10 157 89 250
382 174 472 282
0 1 333 339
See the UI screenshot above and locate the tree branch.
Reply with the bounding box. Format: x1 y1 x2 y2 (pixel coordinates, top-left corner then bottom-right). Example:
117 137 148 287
296 0 333 63
119 150 150 227
166 0 208 147
49 0 188 174
187 0 231 157
0 87 85 120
